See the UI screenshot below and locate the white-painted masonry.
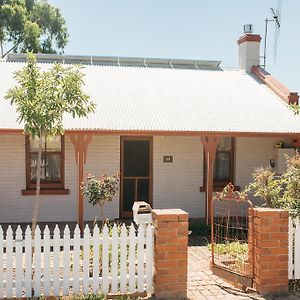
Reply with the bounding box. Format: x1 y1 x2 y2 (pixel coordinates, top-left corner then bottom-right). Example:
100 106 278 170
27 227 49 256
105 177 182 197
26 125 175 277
0 135 291 223
152 136 204 218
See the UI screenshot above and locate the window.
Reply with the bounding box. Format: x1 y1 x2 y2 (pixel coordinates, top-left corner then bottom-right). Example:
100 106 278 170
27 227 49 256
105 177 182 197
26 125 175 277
25 136 65 191
214 137 234 184
202 137 235 191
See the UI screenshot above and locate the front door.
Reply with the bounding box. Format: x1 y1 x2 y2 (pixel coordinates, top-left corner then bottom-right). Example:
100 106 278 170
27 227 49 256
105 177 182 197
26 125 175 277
120 137 152 218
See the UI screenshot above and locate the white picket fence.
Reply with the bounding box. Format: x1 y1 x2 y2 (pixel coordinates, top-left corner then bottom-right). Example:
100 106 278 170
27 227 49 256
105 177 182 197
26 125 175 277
289 217 300 279
0 223 154 298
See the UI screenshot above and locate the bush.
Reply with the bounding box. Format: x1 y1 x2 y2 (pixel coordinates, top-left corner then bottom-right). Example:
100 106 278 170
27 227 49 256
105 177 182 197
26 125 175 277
245 152 300 219
81 174 119 222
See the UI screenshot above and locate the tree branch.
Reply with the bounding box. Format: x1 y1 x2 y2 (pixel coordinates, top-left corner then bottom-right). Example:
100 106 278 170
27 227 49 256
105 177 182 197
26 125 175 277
1 40 20 58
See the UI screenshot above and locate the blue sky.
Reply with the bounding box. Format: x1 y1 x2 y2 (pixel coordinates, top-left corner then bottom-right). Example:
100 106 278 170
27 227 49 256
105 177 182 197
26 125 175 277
49 0 300 92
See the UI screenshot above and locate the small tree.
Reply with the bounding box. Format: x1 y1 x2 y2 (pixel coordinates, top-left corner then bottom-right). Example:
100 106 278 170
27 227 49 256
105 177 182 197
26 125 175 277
5 52 96 234
245 153 300 219
81 174 119 225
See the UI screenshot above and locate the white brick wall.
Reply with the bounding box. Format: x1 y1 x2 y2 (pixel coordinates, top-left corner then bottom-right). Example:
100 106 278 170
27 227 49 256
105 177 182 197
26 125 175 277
153 136 204 218
0 135 77 223
0 135 120 223
84 135 120 221
235 137 290 206
0 134 292 223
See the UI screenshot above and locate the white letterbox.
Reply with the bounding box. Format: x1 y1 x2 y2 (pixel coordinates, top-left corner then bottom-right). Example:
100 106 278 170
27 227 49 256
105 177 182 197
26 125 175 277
132 201 152 225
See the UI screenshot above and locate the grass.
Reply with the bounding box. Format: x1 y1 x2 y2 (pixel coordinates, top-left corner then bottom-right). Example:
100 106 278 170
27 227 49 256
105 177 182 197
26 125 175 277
208 241 249 273
208 241 248 257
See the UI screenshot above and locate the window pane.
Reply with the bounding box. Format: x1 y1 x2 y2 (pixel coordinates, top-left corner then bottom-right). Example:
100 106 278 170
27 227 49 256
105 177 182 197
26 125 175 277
124 141 150 177
30 137 46 152
46 136 61 152
45 154 61 182
123 179 135 211
214 152 230 181
137 179 149 202
30 154 46 182
30 154 61 183
218 137 232 151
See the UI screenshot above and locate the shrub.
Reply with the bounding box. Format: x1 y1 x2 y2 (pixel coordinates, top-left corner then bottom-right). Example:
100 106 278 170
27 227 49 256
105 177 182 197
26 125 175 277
81 174 119 222
245 152 300 219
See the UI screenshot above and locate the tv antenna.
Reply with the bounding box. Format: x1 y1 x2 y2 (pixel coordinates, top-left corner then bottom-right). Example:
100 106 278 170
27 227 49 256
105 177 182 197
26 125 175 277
262 0 282 69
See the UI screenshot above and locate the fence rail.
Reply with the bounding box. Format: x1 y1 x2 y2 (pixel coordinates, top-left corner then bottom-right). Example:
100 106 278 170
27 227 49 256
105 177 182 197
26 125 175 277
289 217 300 279
0 223 154 298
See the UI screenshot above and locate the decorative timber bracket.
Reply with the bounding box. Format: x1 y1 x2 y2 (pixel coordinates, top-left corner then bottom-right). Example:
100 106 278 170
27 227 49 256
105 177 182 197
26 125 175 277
70 133 93 231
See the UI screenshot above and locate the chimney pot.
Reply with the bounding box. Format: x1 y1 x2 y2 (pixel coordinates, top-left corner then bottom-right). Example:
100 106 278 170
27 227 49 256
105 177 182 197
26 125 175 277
244 24 253 34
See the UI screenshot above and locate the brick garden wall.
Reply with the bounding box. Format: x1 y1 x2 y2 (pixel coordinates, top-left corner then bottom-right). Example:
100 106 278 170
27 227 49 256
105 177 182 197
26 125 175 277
252 208 289 294
152 208 189 299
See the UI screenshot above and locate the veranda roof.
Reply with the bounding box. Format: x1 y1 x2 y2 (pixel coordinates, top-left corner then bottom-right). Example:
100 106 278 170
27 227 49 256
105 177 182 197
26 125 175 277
0 54 300 136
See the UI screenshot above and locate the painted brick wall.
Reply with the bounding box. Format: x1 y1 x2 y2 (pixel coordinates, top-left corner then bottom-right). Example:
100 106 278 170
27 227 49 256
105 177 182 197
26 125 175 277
0 135 77 223
84 135 120 221
153 136 204 219
0 135 120 223
235 137 290 206
0 135 292 223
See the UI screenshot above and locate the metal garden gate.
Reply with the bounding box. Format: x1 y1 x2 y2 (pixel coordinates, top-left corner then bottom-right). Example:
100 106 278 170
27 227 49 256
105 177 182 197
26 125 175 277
211 183 254 288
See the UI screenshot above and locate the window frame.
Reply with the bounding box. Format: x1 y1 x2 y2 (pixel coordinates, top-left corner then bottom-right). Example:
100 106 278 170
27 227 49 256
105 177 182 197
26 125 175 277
25 135 65 190
201 137 238 192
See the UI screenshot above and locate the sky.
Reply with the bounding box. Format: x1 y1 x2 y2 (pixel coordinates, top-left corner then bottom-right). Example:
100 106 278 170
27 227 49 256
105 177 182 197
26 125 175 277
49 0 300 92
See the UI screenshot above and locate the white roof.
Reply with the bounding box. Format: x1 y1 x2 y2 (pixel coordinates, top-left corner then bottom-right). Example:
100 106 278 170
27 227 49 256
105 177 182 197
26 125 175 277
1 55 300 135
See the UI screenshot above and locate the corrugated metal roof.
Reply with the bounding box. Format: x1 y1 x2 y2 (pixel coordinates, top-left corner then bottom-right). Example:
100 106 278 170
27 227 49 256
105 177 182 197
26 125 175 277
0 57 300 134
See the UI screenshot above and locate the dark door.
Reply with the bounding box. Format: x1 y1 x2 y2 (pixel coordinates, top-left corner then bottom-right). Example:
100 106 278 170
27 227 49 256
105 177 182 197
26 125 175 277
120 137 152 218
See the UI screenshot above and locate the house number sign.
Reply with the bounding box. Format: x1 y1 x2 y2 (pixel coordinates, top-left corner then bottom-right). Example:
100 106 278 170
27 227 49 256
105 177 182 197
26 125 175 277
163 155 173 163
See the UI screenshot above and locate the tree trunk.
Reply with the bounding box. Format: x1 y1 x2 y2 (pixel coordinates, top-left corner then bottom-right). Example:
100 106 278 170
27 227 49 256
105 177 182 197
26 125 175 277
99 203 105 227
32 136 43 238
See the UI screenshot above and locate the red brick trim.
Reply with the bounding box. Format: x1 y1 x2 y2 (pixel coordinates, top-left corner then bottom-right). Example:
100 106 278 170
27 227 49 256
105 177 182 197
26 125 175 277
237 34 261 45
252 66 299 105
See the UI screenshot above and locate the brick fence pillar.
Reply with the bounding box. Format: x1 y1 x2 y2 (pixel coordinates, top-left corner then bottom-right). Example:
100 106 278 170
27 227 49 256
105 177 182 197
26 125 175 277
252 208 289 295
152 209 189 299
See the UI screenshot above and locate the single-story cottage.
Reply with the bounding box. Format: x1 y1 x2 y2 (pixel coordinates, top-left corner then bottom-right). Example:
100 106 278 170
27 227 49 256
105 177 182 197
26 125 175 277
0 31 299 227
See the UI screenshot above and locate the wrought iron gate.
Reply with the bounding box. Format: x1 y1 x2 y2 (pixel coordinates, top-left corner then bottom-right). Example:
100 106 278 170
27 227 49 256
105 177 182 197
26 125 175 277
211 183 254 287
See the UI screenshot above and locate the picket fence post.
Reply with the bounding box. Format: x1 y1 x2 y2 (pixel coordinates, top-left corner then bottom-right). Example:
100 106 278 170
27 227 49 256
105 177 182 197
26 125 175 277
44 225 51 296
15 226 23 298
24 226 32 297
128 223 136 292
73 224 81 294
120 224 127 293
6 226 13 298
53 225 60 295
92 224 100 294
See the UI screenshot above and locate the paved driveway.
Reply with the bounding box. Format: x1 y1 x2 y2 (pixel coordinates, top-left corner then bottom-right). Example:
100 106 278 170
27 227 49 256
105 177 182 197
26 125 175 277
187 238 300 300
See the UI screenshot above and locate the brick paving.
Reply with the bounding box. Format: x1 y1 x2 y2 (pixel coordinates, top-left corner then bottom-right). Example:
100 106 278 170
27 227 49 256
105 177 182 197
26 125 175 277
187 238 300 300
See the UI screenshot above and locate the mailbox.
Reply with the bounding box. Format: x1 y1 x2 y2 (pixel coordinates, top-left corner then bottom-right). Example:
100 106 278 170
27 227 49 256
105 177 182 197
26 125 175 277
132 201 152 225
